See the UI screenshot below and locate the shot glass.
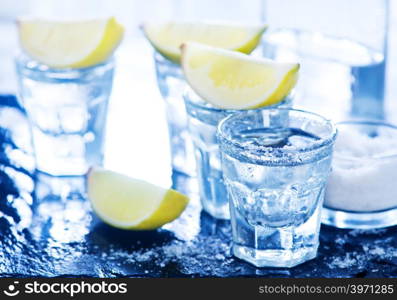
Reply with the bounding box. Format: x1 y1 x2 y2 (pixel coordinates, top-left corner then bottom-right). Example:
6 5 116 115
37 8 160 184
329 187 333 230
323 121 397 229
184 88 290 219
154 53 196 176
218 108 336 267
15 54 114 176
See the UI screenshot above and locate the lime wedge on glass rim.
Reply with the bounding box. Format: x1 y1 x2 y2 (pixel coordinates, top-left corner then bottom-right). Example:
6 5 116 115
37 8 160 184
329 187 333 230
181 42 299 109
142 21 267 64
17 17 124 68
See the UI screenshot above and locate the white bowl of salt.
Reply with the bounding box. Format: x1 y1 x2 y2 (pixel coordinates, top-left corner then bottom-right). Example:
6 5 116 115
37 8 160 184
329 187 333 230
323 121 397 229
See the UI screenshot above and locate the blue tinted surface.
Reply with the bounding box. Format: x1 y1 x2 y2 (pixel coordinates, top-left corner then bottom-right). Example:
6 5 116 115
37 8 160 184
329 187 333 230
0 95 397 278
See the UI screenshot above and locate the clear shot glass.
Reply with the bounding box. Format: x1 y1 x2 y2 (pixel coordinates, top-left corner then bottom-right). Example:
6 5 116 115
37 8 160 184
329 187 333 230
154 53 196 177
15 54 114 176
218 108 336 267
185 88 290 219
323 120 397 229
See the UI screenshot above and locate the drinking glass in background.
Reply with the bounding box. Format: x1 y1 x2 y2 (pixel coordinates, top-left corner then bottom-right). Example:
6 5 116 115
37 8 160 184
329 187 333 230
0 1 27 95
154 52 196 177
262 0 389 121
218 108 336 267
184 88 291 219
147 0 264 178
323 121 397 229
15 55 114 176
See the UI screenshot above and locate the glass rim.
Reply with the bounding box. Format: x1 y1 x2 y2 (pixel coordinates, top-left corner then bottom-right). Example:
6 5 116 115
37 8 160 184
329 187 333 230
217 107 337 155
153 51 179 65
183 87 237 114
263 27 388 50
334 120 397 160
183 87 290 114
15 52 115 73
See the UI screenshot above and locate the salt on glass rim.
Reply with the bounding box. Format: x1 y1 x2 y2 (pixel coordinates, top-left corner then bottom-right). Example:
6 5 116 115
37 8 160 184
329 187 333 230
217 107 337 154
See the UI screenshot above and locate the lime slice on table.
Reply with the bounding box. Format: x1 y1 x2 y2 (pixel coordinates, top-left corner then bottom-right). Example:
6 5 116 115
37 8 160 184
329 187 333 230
181 42 299 110
87 168 189 230
17 17 124 68
142 21 267 64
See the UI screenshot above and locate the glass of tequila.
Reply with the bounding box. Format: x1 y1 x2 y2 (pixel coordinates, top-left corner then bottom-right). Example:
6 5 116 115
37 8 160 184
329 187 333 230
218 108 336 267
154 53 196 177
185 88 290 219
15 54 114 176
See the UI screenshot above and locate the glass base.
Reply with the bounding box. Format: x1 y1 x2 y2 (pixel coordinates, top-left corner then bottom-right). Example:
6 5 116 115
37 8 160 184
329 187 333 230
171 169 198 195
34 171 86 204
197 170 230 220
201 201 230 220
230 204 323 268
36 166 88 177
169 125 196 177
322 206 397 229
172 160 196 178
233 244 317 268
32 127 103 177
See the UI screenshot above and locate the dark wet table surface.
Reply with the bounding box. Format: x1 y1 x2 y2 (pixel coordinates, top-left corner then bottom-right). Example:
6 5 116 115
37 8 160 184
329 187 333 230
1 95 397 278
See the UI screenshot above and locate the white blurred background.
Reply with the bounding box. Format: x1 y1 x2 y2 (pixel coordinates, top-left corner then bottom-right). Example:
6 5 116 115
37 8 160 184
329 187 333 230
0 0 396 187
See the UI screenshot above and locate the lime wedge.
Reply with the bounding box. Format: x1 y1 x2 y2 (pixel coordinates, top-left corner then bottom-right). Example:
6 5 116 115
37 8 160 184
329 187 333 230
142 21 267 63
181 42 299 109
87 168 189 230
18 17 124 68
